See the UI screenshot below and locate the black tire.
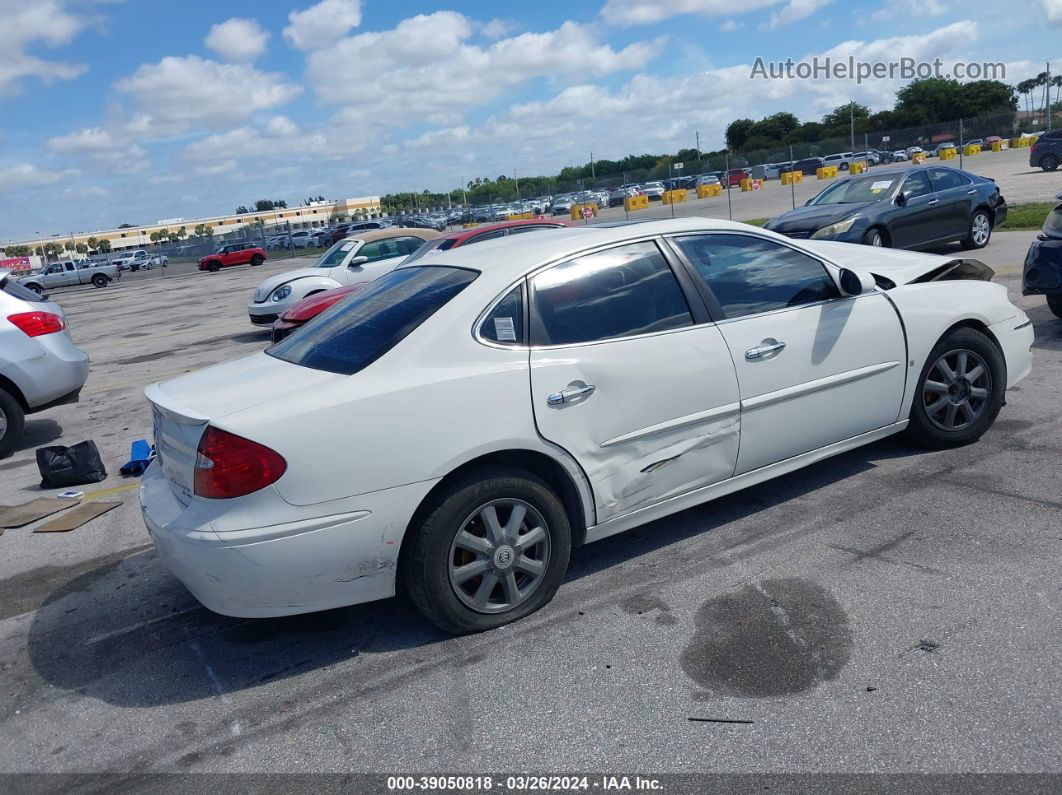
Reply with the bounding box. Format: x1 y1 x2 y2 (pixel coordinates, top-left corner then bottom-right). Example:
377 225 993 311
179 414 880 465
25 283 42 295
862 227 887 247
1047 294 1062 318
0 388 26 459
1041 154 1059 172
904 327 1006 450
403 467 572 634
91 274 108 288
207 261 221 272
250 254 264 266
962 209 992 250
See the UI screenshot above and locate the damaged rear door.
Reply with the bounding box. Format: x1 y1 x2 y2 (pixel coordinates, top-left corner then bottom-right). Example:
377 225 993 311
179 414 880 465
528 239 740 523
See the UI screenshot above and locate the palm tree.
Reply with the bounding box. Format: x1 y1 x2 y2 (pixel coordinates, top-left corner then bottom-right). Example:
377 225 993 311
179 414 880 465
1018 79 1036 117
1035 71 1050 123
86 236 99 252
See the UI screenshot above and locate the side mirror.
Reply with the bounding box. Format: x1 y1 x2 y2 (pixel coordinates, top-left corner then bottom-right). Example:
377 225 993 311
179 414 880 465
838 268 875 296
347 255 368 268
894 192 907 207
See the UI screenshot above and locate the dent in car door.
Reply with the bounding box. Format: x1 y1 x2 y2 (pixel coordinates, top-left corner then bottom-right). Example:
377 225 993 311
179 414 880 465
668 233 906 475
527 240 741 522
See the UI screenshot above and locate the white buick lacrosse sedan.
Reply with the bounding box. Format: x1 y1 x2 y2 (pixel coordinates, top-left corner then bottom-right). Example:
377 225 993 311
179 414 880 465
142 218 1033 633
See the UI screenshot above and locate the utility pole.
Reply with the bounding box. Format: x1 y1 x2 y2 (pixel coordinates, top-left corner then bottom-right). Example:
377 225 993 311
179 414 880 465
590 151 595 180
850 101 856 152
1048 60 1053 133
514 167 521 200
695 130 701 163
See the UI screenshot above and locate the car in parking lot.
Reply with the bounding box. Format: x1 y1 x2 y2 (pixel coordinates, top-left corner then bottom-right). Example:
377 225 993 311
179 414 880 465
891 150 909 162
247 228 438 327
17 260 119 292
640 181 665 200
1030 129 1062 171
722 168 751 188
198 242 267 272
764 166 1006 250
1022 191 1062 317
141 217 1033 634
0 274 90 457
609 186 642 207
792 157 825 175
823 152 853 170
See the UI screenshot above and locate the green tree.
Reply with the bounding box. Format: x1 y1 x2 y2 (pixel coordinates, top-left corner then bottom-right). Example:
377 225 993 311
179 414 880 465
118 223 135 229
236 205 251 214
64 241 76 252
86 236 99 251
725 118 755 152
98 239 112 253
75 243 88 254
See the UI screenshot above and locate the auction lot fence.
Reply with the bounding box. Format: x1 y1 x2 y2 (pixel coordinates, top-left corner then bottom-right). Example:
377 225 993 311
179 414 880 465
524 112 1034 196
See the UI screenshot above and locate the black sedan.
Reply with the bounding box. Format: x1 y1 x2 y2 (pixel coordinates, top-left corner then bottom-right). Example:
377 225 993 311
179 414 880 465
1022 192 1062 318
764 166 1007 250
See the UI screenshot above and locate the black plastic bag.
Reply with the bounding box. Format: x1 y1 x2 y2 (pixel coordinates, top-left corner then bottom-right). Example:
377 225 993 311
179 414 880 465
36 441 108 488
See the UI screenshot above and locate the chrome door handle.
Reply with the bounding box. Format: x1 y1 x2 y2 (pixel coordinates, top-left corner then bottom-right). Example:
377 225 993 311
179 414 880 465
745 341 786 360
967 190 977 195
928 199 939 205
547 384 596 405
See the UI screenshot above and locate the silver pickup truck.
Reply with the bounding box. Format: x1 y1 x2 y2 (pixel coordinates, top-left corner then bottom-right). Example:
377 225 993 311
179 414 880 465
17 260 120 294
113 249 167 271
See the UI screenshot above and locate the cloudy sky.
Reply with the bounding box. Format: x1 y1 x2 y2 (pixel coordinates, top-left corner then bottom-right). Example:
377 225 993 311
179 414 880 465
1 0 1060 240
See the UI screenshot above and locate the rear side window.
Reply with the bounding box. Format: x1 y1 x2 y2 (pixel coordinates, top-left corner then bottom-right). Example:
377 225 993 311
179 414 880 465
531 241 692 346
930 169 971 190
1044 204 1062 237
480 284 525 345
268 266 478 375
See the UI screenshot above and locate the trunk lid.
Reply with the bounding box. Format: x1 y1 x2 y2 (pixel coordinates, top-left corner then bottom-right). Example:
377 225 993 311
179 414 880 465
145 352 342 504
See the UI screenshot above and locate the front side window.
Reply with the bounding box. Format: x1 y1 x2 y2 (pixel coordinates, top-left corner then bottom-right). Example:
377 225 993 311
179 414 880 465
531 241 692 346
358 239 402 262
901 171 933 200
269 266 478 375
316 240 358 267
672 234 839 320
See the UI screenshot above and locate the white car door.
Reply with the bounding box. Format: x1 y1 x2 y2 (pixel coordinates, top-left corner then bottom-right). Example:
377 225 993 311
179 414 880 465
526 239 742 523
667 232 906 475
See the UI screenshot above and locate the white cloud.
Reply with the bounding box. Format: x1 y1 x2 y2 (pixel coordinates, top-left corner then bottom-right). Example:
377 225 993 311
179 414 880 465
1043 0 1062 24
0 0 88 95
719 19 742 32
481 18 516 39
183 116 327 164
46 126 150 174
769 0 835 28
872 0 947 22
0 163 79 191
600 0 781 26
114 56 302 135
205 18 271 62
305 13 663 123
284 0 363 51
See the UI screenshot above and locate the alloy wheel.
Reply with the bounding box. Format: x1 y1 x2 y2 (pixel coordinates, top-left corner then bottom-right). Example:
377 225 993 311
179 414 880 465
922 349 992 431
972 213 991 246
448 499 551 614
0 406 7 439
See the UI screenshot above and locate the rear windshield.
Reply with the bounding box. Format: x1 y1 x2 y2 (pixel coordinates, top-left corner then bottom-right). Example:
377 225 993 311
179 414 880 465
1 276 45 302
403 237 457 264
267 266 478 375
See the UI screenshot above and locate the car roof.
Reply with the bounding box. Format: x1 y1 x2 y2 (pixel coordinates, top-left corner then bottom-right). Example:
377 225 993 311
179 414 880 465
406 217 774 292
433 219 571 244
347 227 440 244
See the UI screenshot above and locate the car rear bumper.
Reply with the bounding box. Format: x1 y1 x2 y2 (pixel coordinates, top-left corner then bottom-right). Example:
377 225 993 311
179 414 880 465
139 461 434 617
1 332 90 409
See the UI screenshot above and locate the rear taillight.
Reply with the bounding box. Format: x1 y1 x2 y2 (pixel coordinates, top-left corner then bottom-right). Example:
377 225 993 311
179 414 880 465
194 426 287 499
7 311 65 337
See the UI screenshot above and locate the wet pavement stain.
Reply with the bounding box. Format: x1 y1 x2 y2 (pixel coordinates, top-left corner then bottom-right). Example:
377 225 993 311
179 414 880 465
115 350 175 365
681 577 852 697
621 593 678 625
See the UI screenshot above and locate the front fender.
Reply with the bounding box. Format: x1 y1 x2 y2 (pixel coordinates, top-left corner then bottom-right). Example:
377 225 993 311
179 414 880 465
886 280 1020 415
285 276 343 302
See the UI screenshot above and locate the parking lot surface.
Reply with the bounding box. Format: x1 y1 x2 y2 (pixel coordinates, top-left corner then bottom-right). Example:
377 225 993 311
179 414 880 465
0 231 1059 775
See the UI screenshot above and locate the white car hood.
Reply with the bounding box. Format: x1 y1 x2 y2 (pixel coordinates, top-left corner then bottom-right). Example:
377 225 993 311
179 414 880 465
252 267 329 303
800 240 993 285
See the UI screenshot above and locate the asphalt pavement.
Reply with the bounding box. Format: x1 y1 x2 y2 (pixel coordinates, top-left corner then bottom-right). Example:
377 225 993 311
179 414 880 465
0 230 1059 778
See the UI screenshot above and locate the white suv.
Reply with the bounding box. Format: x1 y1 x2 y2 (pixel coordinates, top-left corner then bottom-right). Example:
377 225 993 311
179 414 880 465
0 275 90 457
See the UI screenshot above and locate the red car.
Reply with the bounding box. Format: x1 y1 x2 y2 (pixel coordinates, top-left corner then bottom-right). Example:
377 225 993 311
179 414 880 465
270 219 572 342
722 168 751 188
271 283 366 343
198 242 267 272
403 218 571 264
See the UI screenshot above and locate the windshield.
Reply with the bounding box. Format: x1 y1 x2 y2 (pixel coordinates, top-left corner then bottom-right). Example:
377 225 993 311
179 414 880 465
402 237 456 264
809 175 897 205
315 239 359 267
268 266 478 375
